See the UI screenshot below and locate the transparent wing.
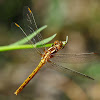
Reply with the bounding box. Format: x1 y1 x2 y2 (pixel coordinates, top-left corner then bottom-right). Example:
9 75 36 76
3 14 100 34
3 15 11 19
23 6 43 44
13 6 47 54
47 61 94 80
51 52 99 64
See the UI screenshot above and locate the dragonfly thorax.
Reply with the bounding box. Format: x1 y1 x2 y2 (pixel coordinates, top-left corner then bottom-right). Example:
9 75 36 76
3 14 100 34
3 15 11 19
41 40 64 62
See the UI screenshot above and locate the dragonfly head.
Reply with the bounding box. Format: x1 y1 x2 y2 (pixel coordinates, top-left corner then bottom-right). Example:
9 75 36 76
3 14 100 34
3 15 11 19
62 36 68 48
53 36 68 49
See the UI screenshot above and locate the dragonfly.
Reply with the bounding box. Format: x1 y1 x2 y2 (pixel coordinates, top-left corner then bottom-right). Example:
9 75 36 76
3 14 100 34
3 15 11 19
14 7 96 95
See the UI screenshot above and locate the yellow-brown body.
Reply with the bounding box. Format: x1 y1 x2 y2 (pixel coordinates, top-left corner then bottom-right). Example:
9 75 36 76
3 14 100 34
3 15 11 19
14 41 63 95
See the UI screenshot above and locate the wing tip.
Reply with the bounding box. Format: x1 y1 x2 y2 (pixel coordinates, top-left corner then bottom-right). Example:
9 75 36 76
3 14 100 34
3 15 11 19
28 7 32 13
15 23 20 27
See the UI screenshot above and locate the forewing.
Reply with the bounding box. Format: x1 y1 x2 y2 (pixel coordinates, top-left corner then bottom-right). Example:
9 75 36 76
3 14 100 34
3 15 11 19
23 6 43 44
51 52 99 64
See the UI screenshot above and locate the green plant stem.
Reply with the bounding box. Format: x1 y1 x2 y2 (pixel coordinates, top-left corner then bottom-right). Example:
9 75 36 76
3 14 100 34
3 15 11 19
0 43 53 52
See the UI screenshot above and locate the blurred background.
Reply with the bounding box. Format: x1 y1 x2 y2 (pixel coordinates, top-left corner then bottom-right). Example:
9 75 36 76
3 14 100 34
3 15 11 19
0 0 100 100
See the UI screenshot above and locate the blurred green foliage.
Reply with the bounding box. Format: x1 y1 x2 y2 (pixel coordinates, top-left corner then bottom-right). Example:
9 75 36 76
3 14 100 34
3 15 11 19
0 0 100 100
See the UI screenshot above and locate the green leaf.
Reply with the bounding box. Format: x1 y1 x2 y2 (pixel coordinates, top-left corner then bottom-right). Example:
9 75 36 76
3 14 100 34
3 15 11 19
0 43 53 52
35 34 57 46
10 25 47 46
0 34 56 52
